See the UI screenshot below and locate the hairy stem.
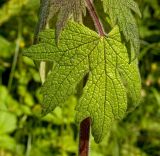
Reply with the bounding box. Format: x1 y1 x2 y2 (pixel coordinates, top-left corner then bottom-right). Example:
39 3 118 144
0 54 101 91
85 0 105 36
79 117 91 156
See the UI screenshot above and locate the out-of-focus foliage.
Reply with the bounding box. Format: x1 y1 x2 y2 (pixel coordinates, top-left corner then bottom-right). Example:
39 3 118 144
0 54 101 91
0 0 160 156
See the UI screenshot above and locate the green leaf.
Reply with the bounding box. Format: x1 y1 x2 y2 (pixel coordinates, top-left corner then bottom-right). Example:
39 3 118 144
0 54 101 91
49 0 86 41
23 22 141 143
0 0 28 25
0 135 16 151
0 111 17 134
101 0 141 60
0 36 13 58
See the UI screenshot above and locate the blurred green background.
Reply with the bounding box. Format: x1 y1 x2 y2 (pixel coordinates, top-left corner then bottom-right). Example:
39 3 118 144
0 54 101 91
0 0 160 156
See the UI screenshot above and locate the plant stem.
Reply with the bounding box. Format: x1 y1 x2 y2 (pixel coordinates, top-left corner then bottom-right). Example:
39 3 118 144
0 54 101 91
85 0 105 36
8 18 21 92
78 1 105 156
25 134 32 156
79 117 91 156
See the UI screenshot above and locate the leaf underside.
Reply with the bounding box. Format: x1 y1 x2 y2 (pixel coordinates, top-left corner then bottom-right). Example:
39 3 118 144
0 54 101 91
23 22 141 143
49 0 86 41
34 0 50 43
102 0 141 60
